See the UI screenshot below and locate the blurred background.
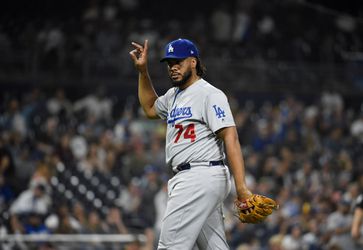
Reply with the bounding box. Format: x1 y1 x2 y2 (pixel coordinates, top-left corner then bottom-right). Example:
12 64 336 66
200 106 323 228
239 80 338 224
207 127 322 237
0 0 363 249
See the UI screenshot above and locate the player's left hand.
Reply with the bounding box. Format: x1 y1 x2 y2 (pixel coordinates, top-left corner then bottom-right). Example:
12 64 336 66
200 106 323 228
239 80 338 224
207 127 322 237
235 194 279 224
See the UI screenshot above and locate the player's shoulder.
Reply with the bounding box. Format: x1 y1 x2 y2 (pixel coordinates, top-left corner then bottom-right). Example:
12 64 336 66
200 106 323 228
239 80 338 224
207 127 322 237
197 79 226 97
163 87 179 97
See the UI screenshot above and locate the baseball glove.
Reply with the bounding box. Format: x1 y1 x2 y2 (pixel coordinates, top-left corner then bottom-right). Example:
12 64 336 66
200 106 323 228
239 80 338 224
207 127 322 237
234 194 279 224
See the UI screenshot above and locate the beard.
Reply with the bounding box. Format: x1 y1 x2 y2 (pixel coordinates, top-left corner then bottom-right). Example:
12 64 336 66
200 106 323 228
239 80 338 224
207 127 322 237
170 69 192 87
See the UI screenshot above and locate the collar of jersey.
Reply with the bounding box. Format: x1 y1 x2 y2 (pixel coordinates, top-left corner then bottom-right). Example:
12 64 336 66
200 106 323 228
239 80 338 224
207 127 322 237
176 78 204 93
172 79 204 106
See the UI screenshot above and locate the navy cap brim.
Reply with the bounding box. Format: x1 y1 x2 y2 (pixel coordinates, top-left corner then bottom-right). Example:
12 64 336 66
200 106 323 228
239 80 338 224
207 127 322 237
160 55 188 62
160 55 200 62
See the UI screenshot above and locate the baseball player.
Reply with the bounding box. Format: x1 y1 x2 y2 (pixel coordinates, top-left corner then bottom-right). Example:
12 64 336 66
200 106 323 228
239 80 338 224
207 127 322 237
351 194 363 243
129 38 253 249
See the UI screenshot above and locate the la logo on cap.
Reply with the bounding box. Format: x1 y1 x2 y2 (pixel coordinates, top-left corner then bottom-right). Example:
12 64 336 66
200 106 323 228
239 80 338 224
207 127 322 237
168 45 174 53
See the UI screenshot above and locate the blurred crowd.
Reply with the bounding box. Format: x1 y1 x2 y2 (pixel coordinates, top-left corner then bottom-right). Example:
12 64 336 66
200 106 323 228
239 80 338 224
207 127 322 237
0 86 166 250
0 85 363 250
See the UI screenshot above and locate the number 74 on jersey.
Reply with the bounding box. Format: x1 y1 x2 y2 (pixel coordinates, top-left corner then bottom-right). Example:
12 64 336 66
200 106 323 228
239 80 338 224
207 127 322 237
174 123 196 143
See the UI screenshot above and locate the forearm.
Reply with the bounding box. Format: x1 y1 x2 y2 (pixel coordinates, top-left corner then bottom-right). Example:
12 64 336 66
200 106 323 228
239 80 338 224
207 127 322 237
226 138 250 199
138 71 158 118
129 40 159 119
220 127 251 200
351 208 363 238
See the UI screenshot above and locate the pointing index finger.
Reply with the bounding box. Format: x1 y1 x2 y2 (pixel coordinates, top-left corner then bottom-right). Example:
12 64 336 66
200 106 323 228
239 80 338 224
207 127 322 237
143 39 149 53
131 42 143 50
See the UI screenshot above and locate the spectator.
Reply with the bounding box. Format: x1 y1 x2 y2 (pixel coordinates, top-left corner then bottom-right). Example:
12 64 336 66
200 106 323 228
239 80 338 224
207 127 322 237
326 199 355 249
21 87 47 134
102 149 118 174
77 142 103 174
268 234 284 250
145 138 165 170
36 22 66 71
71 201 88 233
73 86 113 124
139 165 161 229
33 116 59 159
85 210 105 234
10 140 37 193
320 90 344 118
281 224 303 250
10 178 51 216
9 179 51 233
45 202 82 234
0 98 27 138
121 136 149 182
70 134 88 161
55 132 76 165
84 210 106 249
252 118 275 152
102 206 128 234
210 3 232 44
231 0 253 44
301 219 320 249
46 88 73 123
115 178 142 228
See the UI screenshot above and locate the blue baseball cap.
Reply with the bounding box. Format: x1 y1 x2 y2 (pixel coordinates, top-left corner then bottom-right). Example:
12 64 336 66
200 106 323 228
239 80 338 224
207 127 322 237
160 38 199 62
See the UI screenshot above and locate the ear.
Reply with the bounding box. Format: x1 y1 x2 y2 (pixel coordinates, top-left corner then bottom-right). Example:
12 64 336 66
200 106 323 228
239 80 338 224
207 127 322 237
191 58 197 69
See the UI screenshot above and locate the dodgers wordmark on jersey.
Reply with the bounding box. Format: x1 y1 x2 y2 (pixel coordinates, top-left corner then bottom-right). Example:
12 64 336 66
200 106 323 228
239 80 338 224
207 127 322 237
154 79 235 171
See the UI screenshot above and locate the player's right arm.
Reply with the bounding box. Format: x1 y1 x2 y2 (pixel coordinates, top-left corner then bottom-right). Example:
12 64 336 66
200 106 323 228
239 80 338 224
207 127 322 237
129 40 159 119
351 195 363 240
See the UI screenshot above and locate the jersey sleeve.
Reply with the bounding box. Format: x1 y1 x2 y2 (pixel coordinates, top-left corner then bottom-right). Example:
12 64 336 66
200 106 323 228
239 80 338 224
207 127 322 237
154 90 172 120
204 92 235 133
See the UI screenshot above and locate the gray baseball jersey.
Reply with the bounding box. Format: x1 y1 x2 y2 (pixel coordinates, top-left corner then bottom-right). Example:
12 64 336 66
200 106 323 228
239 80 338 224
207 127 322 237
154 78 235 170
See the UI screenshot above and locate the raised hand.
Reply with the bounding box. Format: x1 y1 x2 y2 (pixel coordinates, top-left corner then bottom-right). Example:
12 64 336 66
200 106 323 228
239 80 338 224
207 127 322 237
129 39 149 73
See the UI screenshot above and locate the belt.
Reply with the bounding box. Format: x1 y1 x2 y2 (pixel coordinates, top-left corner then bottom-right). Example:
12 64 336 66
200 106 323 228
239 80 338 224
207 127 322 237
174 160 224 175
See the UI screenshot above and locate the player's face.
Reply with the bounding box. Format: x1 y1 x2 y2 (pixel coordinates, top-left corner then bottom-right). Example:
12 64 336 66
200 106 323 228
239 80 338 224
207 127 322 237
166 58 193 87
